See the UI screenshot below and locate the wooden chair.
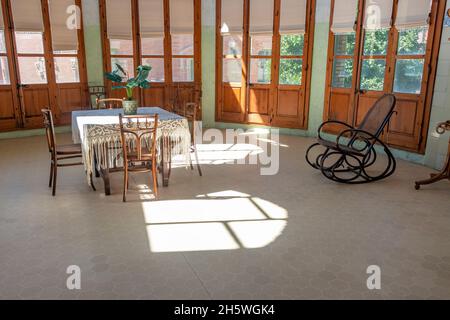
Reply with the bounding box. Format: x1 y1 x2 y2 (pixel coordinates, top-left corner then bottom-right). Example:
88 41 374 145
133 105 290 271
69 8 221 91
306 94 397 184
42 109 83 196
96 98 123 110
172 102 203 176
88 86 106 109
119 114 159 202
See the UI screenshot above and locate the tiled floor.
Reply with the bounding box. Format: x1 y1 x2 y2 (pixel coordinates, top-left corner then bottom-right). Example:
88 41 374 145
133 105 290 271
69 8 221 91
0 132 449 300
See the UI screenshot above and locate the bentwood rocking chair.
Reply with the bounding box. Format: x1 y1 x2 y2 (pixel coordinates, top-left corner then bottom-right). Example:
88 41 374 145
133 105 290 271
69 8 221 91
119 114 159 202
42 109 83 196
306 94 397 184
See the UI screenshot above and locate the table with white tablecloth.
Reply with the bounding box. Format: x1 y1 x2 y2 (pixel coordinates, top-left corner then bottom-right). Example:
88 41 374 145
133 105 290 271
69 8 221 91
72 107 191 194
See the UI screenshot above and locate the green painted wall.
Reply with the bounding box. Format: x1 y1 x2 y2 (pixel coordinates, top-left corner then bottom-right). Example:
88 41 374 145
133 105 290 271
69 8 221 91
2 0 449 171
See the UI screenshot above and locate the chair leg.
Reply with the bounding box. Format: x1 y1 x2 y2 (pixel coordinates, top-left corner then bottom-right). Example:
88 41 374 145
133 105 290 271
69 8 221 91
52 163 57 197
123 167 128 203
193 146 203 177
49 162 54 188
152 162 158 199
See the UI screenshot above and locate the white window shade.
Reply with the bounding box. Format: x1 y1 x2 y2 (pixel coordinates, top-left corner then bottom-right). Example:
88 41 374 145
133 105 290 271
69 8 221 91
395 0 431 30
279 0 307 34
249 0 274 35
221 0 243 35
139 0 164 38
49 0 79 51
331 0 358 34
363 0 393 30
0 4 4 30
106 0 133 40
170 0 194 34
11 0 44 32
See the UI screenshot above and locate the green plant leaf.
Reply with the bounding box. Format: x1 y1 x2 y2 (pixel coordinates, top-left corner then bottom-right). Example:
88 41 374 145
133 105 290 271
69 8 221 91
115 63 127 77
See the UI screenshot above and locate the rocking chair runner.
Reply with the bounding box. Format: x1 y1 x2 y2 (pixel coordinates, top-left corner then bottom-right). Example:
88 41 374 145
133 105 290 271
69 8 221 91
306 94 397 184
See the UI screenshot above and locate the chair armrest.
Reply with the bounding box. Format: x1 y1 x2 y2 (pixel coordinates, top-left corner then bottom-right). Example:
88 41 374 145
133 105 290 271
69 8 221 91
336 128 381 154
317 120 354 140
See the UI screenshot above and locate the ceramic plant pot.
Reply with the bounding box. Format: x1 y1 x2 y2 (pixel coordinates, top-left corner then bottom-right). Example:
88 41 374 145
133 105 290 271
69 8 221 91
123 99 138 115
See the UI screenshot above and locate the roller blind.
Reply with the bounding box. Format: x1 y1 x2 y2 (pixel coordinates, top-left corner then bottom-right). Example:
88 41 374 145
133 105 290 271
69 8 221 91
279 0 307 34
363 0 393 30
249 0 274 35
221 0 243 35
170 0 194 34
106 0 133 40
139 0 164 38
0 4 4 30
11 0 44 32
49 0 79 51
395 0 432 30
331 0 358 34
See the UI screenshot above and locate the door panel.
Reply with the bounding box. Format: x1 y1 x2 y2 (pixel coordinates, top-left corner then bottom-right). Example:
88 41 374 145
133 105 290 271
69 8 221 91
21 87 51 127
222 85 242 114
0 88 18 130
57 85 86 124
142 86 165 107
247 87 270 125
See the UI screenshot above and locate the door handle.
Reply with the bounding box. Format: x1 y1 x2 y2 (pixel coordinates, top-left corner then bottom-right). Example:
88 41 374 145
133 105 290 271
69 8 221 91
17 84 29 89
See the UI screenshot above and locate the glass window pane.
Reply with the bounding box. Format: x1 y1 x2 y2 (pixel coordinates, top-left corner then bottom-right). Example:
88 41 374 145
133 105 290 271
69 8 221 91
397 27 428 56
15 32 44 54
110 39 133 55
360 59 386 91
142 58 165 82
223 35 243 56
250 58 271 84
250 35 272 56
111 57 135 78
172 58 194 82
141 37 164 55
0 56 10 85
223 58 242 83
18 57 47 84
0 31 6 53
279 59 302 85
393 59 424 94
332 58 353 88
54 57 80 83
280 34 304 56
172 34 194 55
334 33 356 56
363 30 388 56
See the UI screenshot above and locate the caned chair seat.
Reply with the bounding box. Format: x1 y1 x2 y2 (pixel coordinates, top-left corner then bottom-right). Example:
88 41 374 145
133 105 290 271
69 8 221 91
127 147 154 161
56 144 82 155
317 138 365 157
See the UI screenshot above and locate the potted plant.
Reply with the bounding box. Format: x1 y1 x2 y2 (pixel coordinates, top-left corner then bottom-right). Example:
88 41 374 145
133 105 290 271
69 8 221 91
104 64 152 115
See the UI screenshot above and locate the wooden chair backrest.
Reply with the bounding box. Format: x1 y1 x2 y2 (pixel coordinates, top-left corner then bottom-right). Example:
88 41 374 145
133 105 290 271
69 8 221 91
42 108 56 154
96 98 123 110
119 114 159 162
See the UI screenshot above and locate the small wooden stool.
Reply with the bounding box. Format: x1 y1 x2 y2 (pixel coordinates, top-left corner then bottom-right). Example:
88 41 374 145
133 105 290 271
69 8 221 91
415 121 450 190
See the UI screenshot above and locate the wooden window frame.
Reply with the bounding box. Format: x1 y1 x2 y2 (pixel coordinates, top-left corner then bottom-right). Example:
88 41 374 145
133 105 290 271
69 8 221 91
323 0 446 154
0 0 89 131
216 0 316 129
99 0 202 111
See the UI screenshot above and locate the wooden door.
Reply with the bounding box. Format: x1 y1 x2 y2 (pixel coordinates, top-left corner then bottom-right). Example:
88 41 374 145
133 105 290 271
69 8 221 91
0 0 20 131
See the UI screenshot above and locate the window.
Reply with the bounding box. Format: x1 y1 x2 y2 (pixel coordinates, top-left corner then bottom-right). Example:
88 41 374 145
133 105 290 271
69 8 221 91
393 27 428 94
170 0 195 82
217 0 314 128
324 0 442 154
